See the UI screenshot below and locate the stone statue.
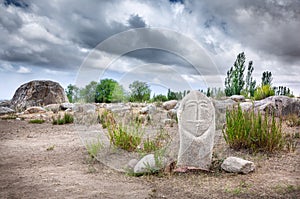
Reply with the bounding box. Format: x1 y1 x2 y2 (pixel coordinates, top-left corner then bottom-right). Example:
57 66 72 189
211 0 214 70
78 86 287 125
177 90 215 170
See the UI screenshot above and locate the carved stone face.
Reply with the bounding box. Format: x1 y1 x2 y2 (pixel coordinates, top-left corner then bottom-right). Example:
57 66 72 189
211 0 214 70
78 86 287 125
181 98 213 137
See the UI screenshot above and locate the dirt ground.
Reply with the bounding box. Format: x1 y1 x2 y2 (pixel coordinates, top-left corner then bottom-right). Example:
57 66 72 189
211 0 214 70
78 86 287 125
0 119 299 199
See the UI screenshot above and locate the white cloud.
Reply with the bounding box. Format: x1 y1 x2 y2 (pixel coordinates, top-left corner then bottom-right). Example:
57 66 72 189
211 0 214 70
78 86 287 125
17 66 31 73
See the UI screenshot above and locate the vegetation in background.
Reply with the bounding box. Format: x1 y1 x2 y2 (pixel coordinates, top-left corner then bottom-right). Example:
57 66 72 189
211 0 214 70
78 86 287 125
29 119 45 124
223 104 284 153
261 71 273 86
254 84 275 100
225 52 246 96
274 86 294 97
95 79 125 103
129 80 151 102
52 113 74 125
243 61 256 97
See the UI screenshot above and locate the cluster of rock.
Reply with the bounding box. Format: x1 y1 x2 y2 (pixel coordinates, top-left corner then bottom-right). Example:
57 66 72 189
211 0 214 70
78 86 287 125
1 80 299 175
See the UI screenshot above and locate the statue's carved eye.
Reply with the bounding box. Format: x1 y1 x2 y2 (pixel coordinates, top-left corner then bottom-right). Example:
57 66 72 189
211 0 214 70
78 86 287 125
183 103 197 121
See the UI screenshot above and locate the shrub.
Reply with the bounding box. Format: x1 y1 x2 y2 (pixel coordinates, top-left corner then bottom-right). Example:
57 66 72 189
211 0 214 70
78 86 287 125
222 104 284 152
29 119 45 124
254 84 275 100
99 110 116 129
52 113 74 125
107 122 143 152
86 138 103 159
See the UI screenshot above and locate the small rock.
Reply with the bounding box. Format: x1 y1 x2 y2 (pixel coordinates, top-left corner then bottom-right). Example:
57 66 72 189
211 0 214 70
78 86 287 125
44 104 60 113
134 154 166 174
24 106 47 114
230 95 245 102
126 159 139 171
60 103 74 111
162 100 178 110
221 156 255 174
139 104 156 114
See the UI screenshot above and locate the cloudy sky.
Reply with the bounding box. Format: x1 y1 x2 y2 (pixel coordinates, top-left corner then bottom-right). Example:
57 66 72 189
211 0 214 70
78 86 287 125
0 0 299 99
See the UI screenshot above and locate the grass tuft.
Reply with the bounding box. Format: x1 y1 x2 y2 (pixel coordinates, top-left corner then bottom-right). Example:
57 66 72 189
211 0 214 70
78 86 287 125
222 104 284 153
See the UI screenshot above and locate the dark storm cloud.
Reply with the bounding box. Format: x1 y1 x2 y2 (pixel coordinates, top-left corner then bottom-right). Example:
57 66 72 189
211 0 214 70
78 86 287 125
187 0 300 65
128 14 146 28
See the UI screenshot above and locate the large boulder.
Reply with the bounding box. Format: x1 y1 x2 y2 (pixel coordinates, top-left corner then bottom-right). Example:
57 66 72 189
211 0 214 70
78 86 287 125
11 80 68 112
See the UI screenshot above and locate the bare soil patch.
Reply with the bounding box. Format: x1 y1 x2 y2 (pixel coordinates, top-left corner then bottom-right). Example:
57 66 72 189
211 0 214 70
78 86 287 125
0 120 299 198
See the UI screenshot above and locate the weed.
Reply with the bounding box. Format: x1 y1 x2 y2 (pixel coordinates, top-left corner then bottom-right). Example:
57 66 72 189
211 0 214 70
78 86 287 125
108 122 143 152
46 145 55 151
86 138 103 159
1 114 17 120
29 119 45 124
223 104 284 153
52 113 74 125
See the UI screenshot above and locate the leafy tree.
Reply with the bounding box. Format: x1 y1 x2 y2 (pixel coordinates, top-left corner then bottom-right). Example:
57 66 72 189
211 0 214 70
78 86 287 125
80 81 98 103
129 81 151 102
65 84 80 103
261 71 272 86
274 86 293 97
95 79 124 103
167 89 177 100
244 61 256 97
152 94 168 102
225 52 246 96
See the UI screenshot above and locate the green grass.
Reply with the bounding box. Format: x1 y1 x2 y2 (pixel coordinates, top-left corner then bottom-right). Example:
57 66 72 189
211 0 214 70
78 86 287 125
108 122 143 152
29 119 45 124
86 138 103 159
52 113 74 125
222 104 284 153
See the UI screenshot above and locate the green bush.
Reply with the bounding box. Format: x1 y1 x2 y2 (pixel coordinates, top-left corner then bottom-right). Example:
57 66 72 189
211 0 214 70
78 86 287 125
107 122 143 152
222 104 284 152
254 84 275 100
29 119 45 124
52 113 74 125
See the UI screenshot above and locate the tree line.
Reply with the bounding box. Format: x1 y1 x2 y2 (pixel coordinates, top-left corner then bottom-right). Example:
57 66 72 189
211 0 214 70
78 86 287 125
224 52 294 100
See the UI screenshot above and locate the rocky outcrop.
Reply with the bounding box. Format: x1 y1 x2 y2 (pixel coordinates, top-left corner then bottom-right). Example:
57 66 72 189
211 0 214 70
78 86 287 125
11 80 68 112
0 107 15 115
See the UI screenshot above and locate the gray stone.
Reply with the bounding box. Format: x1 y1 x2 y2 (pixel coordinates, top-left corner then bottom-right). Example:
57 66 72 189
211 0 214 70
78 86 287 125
162 100 178 110
126 159 139 171
0 107 15 115
105 103 131 113
134 154 166 174
230 95 245 102
44 104 60 113
221 157 255 174
177 90 215 170
240 102 253 111
73 104 97 125
167 109 177 120
24 106 47 114
11 80 68 112
140 104 156 114
74 103 96 113
60 103 74 111
0 100 11 108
